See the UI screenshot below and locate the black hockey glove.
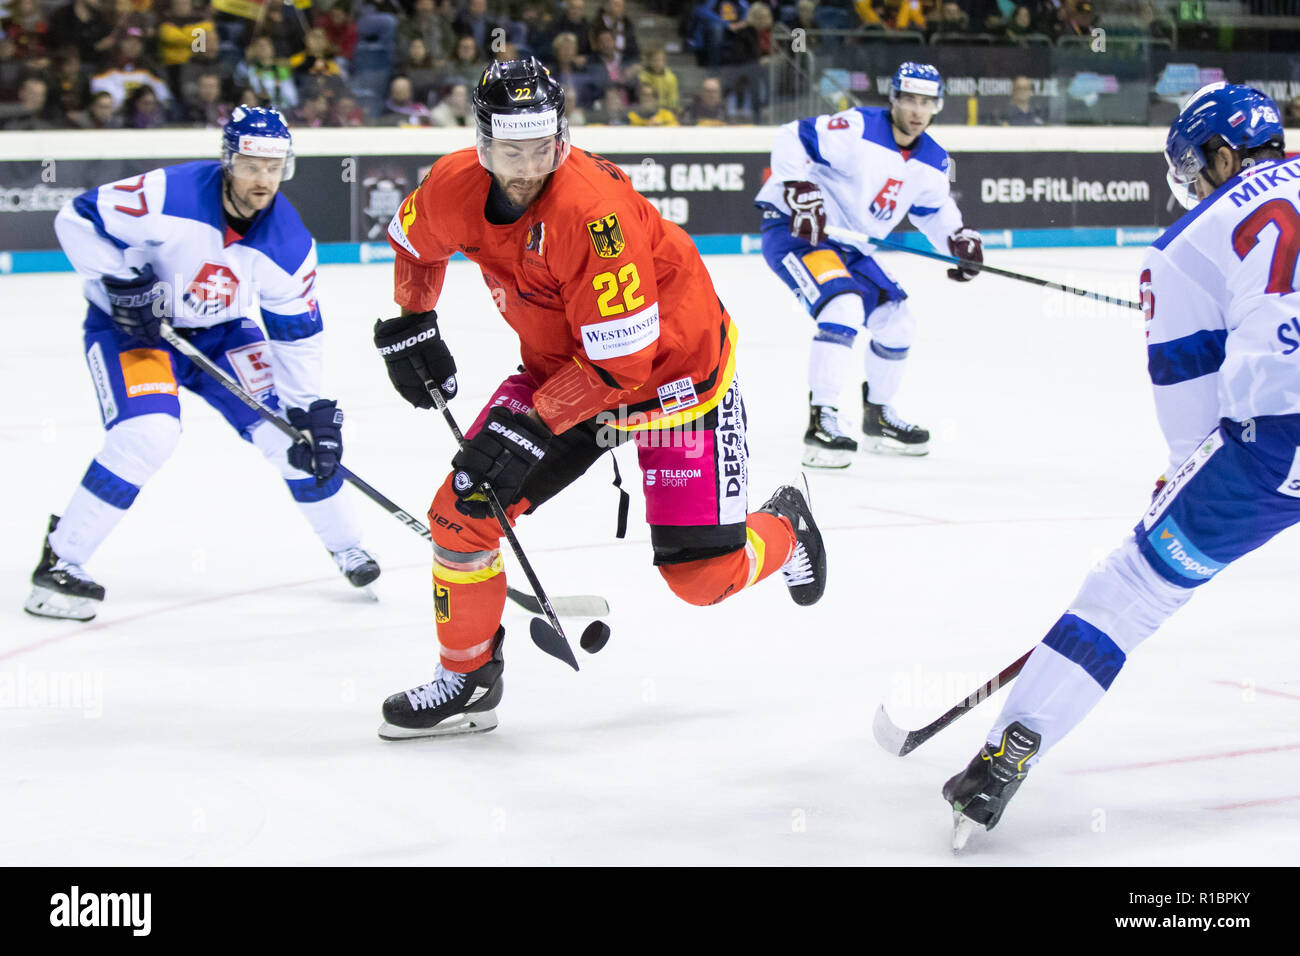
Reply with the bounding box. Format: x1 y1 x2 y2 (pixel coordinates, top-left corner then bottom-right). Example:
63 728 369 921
784 180 827 246
451 406 551 518
373 310 458 409
946 228 984 282
287 398 344 482
102 264 165 343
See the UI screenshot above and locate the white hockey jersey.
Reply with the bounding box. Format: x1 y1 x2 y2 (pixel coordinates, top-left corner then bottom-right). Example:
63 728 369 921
753 106 964 254
54 160 325 411
1142 154 1300 474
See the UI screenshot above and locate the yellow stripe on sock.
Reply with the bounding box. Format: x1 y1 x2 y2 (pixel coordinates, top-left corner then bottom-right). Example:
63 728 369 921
434 553 504 585
745 526 766 588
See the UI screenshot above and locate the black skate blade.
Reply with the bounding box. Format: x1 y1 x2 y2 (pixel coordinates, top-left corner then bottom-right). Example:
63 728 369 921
530 617 580 671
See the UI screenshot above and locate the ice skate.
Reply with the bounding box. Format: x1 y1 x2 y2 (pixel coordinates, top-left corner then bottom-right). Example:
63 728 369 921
802 401 858 469
862 382 930 456
332 545 381 598
24 515 105 622
379 628 505 739
942 721 1041 851
758 478 827 606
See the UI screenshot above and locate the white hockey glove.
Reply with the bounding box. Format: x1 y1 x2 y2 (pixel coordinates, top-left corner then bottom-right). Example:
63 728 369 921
784 180 827 246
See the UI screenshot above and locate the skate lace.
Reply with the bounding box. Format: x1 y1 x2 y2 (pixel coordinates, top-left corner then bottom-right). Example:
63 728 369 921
405 666 466 711
333 547 374 573
881 406 916 432
817 407 849 438
52 559 95 584
781 543 814 587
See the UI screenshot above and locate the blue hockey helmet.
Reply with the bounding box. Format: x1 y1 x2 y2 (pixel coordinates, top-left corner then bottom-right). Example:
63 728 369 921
1164 82 1284 209
222 105 295 181
891 62 943 114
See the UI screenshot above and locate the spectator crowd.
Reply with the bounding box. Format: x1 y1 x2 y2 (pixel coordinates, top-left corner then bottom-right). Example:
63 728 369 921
0 0 777 130
0 0 1292 131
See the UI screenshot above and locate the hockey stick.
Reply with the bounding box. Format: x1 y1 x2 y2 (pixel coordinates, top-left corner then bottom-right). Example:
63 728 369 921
157 325 605 619
873 648 1033 756
506 586 608 618
824 226 1142 311
421 379 598 671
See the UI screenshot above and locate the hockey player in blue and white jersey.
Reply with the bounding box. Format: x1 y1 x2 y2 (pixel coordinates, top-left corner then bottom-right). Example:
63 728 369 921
754 62 983 467
942 83 1298 849
25 106 380 622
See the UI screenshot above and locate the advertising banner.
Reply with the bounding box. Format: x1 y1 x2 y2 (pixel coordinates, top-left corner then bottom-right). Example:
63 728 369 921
0 147 1179 257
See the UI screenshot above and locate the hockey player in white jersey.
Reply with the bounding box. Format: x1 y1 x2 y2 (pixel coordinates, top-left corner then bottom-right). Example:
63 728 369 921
754 62 983 467
943 83 1298 848
25 106 380 622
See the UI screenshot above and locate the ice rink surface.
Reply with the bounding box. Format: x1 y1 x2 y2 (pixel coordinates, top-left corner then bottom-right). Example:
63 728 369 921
3 248 1298 867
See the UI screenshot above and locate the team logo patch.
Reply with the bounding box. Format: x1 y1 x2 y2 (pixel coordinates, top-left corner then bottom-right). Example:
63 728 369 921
225 342 275 396
586 213 626 258
800 249 850 284
119 348 177 399
657 376 699 414
869 178 904 220
525 222 545 254
434 584 451 623
452 471 474 493
184 262 239 316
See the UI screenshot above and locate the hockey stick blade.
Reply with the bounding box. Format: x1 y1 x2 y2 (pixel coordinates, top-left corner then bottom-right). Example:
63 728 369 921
507 586 610 618
872 705 915 757
530 617 579 671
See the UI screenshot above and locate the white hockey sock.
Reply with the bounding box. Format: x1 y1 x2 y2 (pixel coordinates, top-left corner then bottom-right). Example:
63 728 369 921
987 641 1107 764
987 536 1194 764
808 337 855 408
249 421 364 554
49 485 131 567
863 343 908 406
809 293 864 407
48 415 181 566
295 493 363 554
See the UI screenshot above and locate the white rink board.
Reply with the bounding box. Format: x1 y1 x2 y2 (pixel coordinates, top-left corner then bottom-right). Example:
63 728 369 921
2 249 1298 866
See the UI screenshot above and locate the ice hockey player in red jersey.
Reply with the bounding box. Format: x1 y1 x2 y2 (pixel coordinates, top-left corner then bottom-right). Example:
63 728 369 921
372 57 827 739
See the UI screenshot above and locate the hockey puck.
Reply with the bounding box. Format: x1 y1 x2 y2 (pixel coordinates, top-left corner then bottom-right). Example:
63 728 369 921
580 620 611 654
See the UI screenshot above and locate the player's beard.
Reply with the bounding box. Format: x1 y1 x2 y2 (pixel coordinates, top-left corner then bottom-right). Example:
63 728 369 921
498 175 548 209
224 178 278 219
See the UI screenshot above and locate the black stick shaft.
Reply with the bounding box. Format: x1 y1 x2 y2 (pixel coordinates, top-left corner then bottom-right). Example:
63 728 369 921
901 649 1033 755
421 381 578 670
825 227 1142 311
160 324 433 541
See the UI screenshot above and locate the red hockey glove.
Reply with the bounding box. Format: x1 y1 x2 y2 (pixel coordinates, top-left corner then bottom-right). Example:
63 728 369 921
784 181 827 246
946 227 983 282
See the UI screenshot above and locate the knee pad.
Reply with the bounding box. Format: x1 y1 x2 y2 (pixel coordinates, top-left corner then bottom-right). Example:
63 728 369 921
1069 535 1195 655
865 299 916 352
659 549 747 607
98 413 181 485
814 292 865 337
